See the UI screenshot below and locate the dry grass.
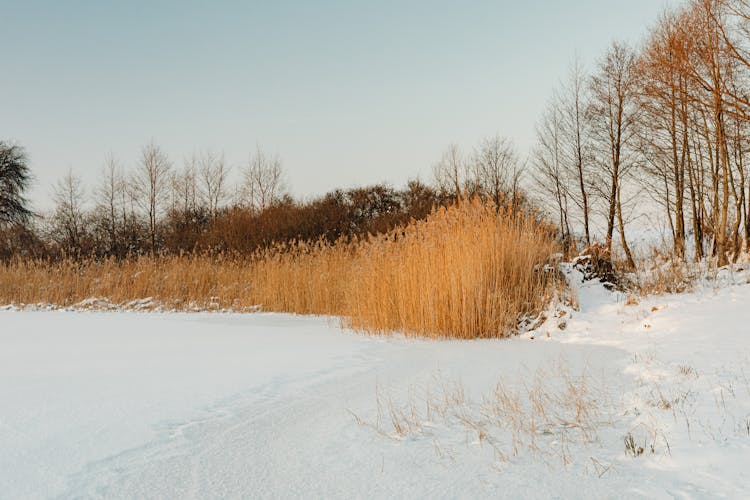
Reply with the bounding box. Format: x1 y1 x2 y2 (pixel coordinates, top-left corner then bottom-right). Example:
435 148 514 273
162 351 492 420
351 364 613 465
0 199 560 339
613 243 750 297
628 248 694 296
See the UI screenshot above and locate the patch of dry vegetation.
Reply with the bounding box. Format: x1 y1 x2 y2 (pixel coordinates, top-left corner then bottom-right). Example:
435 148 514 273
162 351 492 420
619 244 750 297
0 199 560 339
343 199 560 338
352 364 614 465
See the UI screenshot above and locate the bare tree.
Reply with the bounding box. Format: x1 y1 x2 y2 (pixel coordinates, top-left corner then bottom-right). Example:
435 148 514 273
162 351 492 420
684 0 738 265
471 135 522 209
532 61 595 248
533 97 572 247
561 58 594 246
589 41 639 269
172 154 199 215
198 150 229 217
94 153 125 254
133 140 171 252
433 143 468 201
51 168 86 252
711 0 750 119
243 147 285 211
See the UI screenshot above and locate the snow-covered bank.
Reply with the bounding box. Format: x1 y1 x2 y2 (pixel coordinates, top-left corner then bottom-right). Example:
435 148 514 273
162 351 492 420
1 277 749 498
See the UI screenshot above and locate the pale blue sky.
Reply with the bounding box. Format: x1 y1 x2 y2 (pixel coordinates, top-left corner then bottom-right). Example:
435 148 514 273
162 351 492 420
1 0 672 209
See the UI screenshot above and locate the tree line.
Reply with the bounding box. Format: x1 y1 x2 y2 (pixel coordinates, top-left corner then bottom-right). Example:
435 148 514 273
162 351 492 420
532 0 750 267
0 133 527 260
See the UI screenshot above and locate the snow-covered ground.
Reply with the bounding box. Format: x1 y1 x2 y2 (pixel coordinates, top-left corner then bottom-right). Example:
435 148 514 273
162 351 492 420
2 270 750 499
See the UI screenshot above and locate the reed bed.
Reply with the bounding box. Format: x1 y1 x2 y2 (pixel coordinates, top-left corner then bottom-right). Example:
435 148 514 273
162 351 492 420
0 199 560 338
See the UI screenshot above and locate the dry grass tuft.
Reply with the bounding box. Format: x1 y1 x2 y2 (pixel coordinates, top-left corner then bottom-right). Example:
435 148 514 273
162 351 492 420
0 199 560 339
351 363 613 465
629 250 694 296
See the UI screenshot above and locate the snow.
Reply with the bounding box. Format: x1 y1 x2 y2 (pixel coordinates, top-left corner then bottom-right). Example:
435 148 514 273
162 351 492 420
1 271 749 498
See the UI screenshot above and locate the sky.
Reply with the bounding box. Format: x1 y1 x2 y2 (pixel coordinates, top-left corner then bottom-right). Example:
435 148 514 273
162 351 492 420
1 0 673 210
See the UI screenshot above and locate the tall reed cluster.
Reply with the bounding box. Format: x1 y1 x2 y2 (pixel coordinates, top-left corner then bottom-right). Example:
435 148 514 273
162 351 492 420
0 199 560 338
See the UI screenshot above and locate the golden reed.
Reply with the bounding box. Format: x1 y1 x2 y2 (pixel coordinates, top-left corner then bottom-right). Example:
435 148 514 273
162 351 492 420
0 199 560 339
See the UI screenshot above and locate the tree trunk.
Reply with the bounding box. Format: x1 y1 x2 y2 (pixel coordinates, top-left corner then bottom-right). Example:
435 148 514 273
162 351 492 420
616 178 636 269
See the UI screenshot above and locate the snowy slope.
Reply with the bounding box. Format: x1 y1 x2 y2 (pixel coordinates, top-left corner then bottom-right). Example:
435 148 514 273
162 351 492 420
1 274 749 499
